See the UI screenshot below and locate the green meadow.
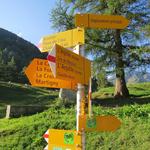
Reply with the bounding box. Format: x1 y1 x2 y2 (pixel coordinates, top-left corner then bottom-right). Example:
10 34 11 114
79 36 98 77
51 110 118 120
0 81 150 150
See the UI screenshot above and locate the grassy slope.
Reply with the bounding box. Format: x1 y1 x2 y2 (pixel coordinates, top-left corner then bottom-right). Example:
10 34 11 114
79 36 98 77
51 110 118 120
0 81 58 118
92 82 150 106
0 82 150 150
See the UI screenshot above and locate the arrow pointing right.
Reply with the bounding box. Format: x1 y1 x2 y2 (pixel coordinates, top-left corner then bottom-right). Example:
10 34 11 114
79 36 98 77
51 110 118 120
75 14 129 29
79 115 121 132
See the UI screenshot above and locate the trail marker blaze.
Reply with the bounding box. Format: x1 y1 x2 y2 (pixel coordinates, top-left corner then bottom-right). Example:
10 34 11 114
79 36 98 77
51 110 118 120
25 58 76 90
75 14 129 29
47 44 91 85
38 28 84 52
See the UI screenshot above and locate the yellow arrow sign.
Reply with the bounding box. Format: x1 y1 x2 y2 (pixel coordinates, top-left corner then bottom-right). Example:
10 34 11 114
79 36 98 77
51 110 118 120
48 129 82 150
47 44 91 85
79 115 121 132
38 28 84 52
75 14 129 29
25 58 76 90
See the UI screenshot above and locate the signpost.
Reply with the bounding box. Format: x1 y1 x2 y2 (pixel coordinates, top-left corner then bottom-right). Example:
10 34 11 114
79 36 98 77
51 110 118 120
38 12 127 150
79 115 121 132
25 58 76 90
75 14 129 29
38 28 84 52
48 129 82 150
47 44 91 85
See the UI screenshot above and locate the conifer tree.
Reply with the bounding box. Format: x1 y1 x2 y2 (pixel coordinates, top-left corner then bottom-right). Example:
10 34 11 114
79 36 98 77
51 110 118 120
50 0 150 98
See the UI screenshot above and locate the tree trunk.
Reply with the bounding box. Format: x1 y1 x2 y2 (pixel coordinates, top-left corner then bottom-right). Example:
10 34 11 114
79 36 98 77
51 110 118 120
114 30 129 98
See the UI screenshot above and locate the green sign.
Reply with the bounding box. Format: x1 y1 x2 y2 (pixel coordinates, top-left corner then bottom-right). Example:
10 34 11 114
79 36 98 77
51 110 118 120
64 133 74 145
86 117 97 128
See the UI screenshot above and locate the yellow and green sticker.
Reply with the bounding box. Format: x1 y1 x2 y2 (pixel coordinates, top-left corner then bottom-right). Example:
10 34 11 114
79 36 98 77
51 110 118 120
86 117 97 128
64 132 74 145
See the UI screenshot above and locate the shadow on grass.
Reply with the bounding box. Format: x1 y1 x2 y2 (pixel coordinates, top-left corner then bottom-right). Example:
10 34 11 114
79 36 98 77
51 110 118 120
92 96 150 107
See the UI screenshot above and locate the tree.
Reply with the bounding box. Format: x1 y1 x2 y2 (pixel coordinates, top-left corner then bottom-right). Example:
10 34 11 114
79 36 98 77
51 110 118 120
50 0 150 98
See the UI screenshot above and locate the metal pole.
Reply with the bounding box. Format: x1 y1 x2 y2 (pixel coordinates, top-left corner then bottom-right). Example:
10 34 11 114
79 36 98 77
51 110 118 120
76 45 85 150
88 77 92 118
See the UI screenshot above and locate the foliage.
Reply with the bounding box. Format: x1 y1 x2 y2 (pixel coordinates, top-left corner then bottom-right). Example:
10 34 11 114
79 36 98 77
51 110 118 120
0 103 150 149
0 28 45 83
92 82 150 99
0 81 59 118
50 0 150 97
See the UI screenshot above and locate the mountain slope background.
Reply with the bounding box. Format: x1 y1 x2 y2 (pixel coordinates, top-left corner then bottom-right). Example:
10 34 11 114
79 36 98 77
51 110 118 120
0 28 46 83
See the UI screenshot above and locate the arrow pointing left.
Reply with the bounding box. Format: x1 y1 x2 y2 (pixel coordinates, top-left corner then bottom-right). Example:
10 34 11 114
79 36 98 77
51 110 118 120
25 58 76 90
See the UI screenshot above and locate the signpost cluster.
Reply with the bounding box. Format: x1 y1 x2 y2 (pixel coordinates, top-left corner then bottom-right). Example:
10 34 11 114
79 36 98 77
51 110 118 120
25 13 129 150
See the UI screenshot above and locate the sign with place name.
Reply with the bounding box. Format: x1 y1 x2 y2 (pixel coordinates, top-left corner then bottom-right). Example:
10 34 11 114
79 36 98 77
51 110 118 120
75 14 129 29
25 58 76 90
79 115 121 132
48 129 82 150
38 28 84 52
47 44 91 85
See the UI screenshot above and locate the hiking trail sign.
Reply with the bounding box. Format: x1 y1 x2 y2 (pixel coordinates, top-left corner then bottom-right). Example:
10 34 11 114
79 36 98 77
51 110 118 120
75 14 129 29
25 58 76 90
46 129 82 150
47 44 91 85
79 115 121 132
38 28 84 52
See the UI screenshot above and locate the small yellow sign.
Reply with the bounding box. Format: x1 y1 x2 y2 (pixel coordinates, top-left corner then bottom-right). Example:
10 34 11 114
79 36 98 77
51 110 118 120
48 129 82 150
48 44 91 85
79 115 121 132
25 59 76 89
75 14 129 29
39 28 84 52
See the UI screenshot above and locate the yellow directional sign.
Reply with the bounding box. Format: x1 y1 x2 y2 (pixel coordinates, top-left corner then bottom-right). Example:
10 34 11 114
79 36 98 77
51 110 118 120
79 115 121 132
25 58 76 90
47 44 91 85
75 14 129 29
38 28 84 52
48 129 82 150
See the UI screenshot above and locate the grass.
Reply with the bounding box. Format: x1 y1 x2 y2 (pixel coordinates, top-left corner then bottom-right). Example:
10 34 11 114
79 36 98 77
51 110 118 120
92 82 150 107
0 81 58 118
0 81 150 150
